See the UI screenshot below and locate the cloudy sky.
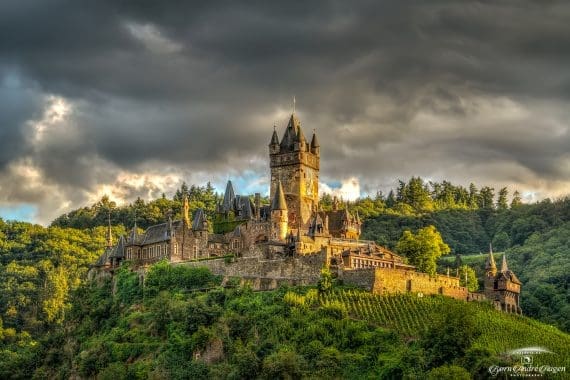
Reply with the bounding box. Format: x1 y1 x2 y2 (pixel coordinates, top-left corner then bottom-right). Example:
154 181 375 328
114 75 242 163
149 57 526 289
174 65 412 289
1 0 569 224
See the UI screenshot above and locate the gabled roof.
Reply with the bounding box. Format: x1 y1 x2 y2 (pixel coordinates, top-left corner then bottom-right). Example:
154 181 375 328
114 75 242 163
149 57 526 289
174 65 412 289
128 225 139 244
140 223 172 245
497 270 522 285
95 249 110 266
114 236 126 258
192 208 208 230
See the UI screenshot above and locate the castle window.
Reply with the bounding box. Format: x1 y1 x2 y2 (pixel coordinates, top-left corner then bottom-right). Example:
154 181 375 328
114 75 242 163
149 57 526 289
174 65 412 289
193 245 198 258
174 243 178 255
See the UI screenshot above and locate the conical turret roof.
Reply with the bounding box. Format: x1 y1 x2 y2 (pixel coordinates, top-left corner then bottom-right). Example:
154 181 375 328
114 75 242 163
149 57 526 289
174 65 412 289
310 131 319 148
501 253 509 273
271 180 287 210
269 127 279 145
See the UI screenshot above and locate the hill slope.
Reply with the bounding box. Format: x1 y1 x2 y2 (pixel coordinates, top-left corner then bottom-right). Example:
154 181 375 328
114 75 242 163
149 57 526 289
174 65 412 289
25 265 570 379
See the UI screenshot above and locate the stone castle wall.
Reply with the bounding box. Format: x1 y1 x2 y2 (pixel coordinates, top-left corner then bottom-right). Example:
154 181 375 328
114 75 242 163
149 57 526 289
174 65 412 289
176 251 327 290
340 267 469 300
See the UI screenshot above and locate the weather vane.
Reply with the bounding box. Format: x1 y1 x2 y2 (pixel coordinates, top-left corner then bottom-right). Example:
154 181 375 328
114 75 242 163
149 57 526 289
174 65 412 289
293 95 296 114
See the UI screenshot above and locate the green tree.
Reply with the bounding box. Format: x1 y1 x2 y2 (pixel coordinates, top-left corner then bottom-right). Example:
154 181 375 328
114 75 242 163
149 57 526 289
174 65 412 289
405 177 434 213
396 226 450 276
478 187 495 210
511 190 523 208
421 303 481 368
427 365 471 380
497 187 509 210
492 231 511 251
468 183 479 209
318 267 333 294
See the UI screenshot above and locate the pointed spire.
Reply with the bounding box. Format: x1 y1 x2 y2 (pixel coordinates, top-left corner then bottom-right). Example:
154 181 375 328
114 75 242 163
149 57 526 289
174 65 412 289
485 243 497 273
293 95 296 114
106 212 113 248
129 210 138 243
271 180 287 210
501 254 509 273
310 130 319 148
485 244 497 270
297 125 306 143
222 180 236 211
129 223 138 244
270 125 279 145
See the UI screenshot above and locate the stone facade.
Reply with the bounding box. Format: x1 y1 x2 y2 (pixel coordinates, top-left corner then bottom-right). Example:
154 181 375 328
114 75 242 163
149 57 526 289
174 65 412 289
484 248 522 313
90 112 522 313
340 267 468 300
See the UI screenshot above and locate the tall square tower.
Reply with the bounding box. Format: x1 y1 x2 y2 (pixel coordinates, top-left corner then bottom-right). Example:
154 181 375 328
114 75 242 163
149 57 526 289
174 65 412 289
269 113 320 235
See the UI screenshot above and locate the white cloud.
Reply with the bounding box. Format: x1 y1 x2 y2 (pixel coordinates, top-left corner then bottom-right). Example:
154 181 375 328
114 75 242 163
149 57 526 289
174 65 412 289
319 177 361 201
27 95 72 143
125 21 183 54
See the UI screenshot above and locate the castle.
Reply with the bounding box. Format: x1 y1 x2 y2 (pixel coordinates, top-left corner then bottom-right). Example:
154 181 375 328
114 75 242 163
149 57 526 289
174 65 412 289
92 112 521 314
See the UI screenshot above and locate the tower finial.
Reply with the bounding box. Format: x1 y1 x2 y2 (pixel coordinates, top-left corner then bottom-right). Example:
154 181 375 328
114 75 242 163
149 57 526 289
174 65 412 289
293 95 296 114
485 242 497 276
501 253 509 273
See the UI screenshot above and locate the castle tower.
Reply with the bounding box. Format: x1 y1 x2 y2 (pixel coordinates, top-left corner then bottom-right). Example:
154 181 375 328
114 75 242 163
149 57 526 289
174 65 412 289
271 180 288 241
484 248 522 314
269 112 319 235
484 243 497 298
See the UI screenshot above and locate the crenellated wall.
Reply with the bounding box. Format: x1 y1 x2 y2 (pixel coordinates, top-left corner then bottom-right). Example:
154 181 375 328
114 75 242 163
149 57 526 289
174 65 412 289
340 267 470 300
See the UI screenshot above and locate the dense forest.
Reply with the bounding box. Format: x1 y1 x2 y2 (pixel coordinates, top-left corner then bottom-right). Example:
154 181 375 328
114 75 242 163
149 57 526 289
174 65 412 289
1 176 569 378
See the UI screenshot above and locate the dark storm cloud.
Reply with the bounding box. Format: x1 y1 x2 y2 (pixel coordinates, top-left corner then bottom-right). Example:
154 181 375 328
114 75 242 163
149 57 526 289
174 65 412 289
1 0 570 223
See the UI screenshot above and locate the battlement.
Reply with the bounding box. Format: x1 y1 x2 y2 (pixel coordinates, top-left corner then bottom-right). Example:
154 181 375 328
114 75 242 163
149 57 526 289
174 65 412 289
270 151 320 170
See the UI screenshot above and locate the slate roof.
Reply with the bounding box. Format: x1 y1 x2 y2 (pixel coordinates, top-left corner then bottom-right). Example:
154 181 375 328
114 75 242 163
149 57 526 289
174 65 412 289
270 128 279 145
192 208 208 230
280 114 303 151
497 270 522 285
140 223 170 245
310 132 319 148
235 195 254 219
271 181 287 210
95 249 110 266
222 180 236 211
